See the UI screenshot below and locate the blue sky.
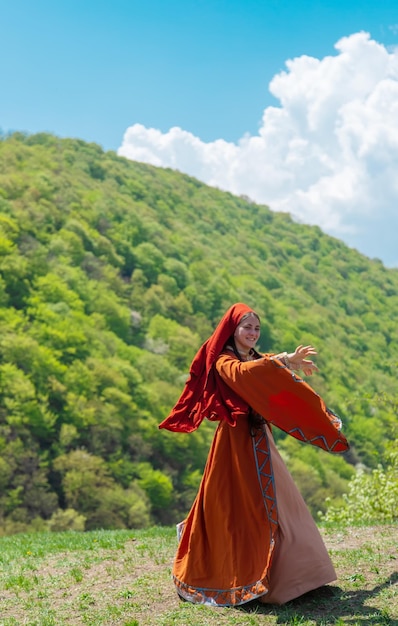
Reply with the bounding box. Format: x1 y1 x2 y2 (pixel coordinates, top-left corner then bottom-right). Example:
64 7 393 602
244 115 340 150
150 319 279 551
1 1 398 266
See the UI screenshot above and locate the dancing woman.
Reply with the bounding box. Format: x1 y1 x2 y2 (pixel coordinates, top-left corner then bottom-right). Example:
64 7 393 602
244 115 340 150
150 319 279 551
160 303 349 606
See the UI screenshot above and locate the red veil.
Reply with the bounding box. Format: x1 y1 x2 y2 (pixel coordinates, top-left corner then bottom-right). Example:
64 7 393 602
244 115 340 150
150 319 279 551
159 303 252 433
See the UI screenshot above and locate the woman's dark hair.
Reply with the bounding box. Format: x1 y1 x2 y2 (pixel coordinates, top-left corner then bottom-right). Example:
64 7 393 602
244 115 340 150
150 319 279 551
239 311 260 324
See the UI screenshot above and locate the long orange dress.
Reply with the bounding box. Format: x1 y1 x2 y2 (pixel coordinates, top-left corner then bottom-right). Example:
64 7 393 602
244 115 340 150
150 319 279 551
172 351 345 606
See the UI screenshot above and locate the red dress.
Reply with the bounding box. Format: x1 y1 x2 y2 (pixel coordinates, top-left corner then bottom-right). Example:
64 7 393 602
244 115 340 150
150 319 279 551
171 351 346 606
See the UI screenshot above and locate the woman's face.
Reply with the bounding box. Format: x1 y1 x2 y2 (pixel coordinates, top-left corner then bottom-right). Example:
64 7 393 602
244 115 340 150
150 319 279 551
234 313 260 354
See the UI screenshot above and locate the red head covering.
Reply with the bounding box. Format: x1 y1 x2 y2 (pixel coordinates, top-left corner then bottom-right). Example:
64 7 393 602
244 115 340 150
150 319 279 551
159 303 254 432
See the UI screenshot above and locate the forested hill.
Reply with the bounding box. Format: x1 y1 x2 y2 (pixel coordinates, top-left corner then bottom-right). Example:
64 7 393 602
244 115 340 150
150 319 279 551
0 131 397 535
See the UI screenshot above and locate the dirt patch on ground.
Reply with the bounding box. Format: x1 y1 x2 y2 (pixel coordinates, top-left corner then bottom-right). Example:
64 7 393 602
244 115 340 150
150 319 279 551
323 524 396 549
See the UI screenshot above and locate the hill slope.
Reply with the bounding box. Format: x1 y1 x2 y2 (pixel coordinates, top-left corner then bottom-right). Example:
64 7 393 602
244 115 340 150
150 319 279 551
0 132 397 533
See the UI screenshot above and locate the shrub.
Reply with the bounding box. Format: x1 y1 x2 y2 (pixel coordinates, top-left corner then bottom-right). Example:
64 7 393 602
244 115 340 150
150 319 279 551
321 446 398 525
47 508 86 532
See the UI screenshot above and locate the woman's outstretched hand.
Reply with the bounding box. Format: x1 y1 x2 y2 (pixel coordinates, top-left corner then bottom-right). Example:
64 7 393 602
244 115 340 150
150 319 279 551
288 345 319 376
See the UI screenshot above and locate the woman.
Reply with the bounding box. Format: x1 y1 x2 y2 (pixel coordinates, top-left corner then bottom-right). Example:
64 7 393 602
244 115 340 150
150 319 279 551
159 303 349 607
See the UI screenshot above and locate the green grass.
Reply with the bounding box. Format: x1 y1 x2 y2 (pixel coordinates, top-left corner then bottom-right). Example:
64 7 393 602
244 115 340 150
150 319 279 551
0 525 396 625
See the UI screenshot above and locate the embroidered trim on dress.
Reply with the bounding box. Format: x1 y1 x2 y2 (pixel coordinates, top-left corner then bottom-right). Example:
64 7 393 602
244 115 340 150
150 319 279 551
174 576 269 606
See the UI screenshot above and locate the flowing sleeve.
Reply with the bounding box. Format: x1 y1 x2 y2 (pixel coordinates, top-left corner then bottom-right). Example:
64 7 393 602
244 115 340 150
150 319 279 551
215 353 349 454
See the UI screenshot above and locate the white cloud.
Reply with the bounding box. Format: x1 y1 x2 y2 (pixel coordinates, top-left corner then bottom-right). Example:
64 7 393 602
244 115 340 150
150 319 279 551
118 32 398 267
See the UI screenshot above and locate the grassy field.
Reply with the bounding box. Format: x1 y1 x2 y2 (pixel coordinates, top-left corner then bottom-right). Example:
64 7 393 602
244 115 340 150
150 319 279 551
0 524 396 626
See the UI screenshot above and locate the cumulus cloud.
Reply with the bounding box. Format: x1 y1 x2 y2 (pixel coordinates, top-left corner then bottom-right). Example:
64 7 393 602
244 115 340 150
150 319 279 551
118 32 398 266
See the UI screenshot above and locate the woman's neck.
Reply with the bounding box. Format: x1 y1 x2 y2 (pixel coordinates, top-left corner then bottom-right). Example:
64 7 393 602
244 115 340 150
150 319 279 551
237 347 251 358
234 339 252 357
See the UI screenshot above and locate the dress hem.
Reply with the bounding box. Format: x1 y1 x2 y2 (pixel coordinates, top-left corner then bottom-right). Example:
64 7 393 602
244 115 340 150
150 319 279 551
174 575 270 607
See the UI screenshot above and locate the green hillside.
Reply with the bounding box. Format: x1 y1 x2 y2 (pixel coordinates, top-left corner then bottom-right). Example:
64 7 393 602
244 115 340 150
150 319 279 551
0 131 396 534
